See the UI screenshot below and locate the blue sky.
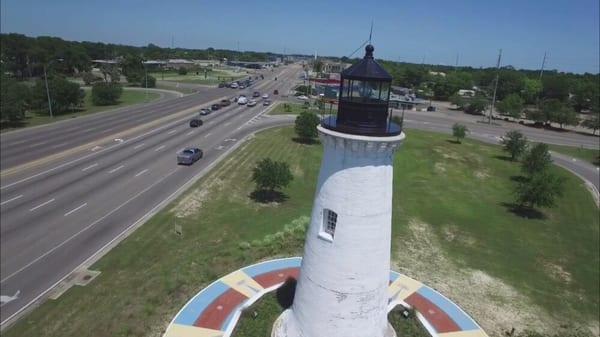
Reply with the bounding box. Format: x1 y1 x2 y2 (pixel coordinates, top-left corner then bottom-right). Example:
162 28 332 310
1 0 599 73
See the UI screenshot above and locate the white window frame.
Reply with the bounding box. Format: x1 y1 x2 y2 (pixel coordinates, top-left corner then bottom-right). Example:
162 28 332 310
319 209 337 242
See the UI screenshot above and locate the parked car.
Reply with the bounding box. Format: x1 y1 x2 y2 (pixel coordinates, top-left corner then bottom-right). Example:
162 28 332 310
262 94 269 100
238 96 249 105
273 89 279 95
189 118 203 127
247 100 257 107
297 95 309 100
239 84 246 89
263 100 271 106
230 82 238 89
177 147 203 165
220 99 231 107
426 106 436 112
253 91 261 98
211 104 221 111
200 108 211 116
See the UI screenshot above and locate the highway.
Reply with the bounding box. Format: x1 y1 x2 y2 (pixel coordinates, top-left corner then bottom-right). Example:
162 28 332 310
0 64 304 326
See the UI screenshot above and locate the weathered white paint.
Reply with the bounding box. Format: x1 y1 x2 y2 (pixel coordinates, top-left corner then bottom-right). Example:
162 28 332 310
273 125 404 337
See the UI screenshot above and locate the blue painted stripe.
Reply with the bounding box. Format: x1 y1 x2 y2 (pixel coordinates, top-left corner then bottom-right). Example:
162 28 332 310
174 281 230 326
389 271 401 282
417 286 479 331
243 258 301 278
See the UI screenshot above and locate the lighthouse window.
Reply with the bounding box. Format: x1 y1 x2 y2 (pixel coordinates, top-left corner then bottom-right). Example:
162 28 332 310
323 209 337 238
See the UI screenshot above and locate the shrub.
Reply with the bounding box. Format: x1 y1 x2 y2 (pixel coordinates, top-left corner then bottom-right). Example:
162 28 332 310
91 82 123 106
294 111 320 141
177 67 188 75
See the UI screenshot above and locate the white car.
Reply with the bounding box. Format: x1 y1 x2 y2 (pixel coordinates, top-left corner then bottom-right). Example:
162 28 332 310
247 100 257 107
230 82 239 89
297 95 309 100
238 96 248 105
262 94 269 100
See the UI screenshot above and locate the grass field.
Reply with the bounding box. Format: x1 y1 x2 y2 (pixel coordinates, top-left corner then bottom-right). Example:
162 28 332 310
547 143 600 166
5 127 598 337
267 102 324 115
231 293 429 337
151 69 247 85
0 88 160 132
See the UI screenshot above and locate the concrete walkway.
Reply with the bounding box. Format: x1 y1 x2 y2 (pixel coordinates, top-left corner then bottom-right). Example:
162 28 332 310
164 257 488 337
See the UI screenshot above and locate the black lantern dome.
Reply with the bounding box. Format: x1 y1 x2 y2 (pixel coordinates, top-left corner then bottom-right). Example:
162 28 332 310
322 44 401 136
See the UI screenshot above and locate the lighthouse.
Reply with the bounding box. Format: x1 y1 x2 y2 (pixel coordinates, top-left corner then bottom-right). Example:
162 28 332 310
273 44 404 337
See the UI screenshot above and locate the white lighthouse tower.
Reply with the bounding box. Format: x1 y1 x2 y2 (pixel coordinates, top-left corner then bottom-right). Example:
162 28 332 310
273 44 404 337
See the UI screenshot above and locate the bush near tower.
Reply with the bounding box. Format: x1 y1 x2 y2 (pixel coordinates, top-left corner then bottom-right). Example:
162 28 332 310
251 158 294 202
294 111 321 143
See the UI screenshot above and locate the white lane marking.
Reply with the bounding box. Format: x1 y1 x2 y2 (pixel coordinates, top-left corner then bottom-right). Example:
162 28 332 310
133 143 145 150
0 194 23 206
102 127 115 133
29 141 48 147
81 127 98 133
204 132 212 138
91 146 102 152
572 158 577 162
134 169 148 177
207 121 214 125
108 165 124 174
167 129 178 135
154 145 165 152
29 198 55 212
10 140 27 145
224 122 231 126
64 203 87 217
81 163 98 171
0 290 20 306
51 142 69 149
186 131 195 136
0 167 178 284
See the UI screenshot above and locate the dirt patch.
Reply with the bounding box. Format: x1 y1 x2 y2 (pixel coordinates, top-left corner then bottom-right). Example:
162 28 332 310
442 224 477 247
392 219 593 337
171 178 224 218
540 259 572 284
474 170 490 180
434 162 447 173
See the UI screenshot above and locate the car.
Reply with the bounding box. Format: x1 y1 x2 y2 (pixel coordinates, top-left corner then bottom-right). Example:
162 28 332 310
238 96 248 105
230 82 238 89
426 106 436 112
211 104 221 111
199 108 211 116
189 118 203 127
297 95 309 100
262 94 269 99
220 99 231 107
177 147 203 165
263 100 271 106
253 91 261 98
273 89 279 95
247 100 257 107
239 84 246 89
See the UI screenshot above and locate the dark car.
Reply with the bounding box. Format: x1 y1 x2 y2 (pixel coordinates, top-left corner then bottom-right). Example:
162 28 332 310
273 89 279 95
253 91 261 98
220 99 231 107
177 147 203 165
426 106 436 112
200 108 211 116
211 104 221 111
189 119 203 127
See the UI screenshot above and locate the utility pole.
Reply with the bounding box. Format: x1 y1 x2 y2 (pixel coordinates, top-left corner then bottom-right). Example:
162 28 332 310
142 60 148 101
489 49 502 124
454 53 459 71
43 64 53 118
539 51 547 80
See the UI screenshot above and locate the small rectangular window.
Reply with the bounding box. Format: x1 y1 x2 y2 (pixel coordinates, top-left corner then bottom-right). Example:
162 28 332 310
323 209 337 237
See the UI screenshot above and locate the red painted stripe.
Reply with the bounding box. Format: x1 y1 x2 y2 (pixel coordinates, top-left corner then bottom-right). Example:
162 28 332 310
405 292 461 333
194 288 247 330
253 267 300 288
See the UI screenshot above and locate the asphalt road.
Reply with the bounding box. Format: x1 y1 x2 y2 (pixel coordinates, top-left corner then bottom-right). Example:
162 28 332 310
0 64 304 326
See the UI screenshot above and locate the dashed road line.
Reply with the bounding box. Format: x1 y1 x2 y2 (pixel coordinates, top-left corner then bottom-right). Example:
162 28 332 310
134 169 149 177
167 129 178 135
0 194 23 206
81 163 98 172
108 165 124 174
133 143 145 150
186 131 195 136
29 198 55 212
51 142 69 149
64 203 87 217
154 145 165 152
204 133 212 138
29 141 48 147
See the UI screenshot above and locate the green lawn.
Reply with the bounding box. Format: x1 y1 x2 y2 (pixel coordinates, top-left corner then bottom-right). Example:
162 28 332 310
268 102 325 115
0 88 160 132
5 127 598 337
547 143 600 166
151 69 247 85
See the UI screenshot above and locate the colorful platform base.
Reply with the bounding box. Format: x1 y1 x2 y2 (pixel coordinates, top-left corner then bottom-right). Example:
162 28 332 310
164 257 488 337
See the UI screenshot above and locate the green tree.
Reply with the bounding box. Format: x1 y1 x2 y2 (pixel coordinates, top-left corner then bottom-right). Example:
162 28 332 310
496 71 525 100
515 170 564 209
542 76 570 101
313 59 323 74
294 112 320 141
543 99 578 128
0 75 31 122
452 123 468 143
251 158 294 200
497 93 524 119
521 143 552 176
32 76 83 113
581 112 600 135
99 64 120 83
464 96 488 115
449 93 466 109
121 54 144 78
142 74 156 88
82 72 102 85
522 78 542 104
178 67 188 75
501 130 528 160
91 82 123 106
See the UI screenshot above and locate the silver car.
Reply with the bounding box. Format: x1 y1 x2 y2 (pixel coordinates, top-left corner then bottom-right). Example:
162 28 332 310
177 147 203 165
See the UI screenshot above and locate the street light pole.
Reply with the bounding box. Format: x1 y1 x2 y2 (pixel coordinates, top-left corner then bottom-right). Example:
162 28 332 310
142 60 148 101
43 64 53 118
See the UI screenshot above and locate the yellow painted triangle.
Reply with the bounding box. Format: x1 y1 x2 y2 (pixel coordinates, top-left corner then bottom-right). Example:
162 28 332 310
388 274 422 302
220 270 264 298
164 323 223 337
439 330 489 337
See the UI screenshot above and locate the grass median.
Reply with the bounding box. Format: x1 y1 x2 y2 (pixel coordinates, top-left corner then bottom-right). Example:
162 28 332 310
1 88 160 132
5 127 598 337
547 143 600 166
267 102 322 115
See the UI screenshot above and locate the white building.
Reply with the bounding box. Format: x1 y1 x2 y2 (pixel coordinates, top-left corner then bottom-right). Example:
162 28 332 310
273 44 404 337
